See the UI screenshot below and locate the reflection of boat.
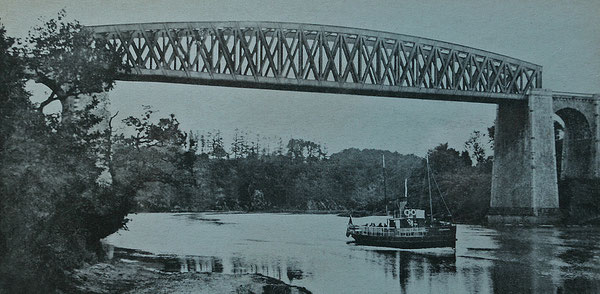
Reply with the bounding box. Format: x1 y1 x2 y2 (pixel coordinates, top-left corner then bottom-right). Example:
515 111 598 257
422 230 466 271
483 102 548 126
346 156 456 249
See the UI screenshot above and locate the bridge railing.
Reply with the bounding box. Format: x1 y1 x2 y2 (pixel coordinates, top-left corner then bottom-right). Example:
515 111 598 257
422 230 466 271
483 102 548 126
88 21 543 101
552 91 597 99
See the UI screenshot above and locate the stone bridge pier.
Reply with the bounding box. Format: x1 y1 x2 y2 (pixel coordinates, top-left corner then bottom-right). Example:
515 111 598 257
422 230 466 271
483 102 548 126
488 89 600 225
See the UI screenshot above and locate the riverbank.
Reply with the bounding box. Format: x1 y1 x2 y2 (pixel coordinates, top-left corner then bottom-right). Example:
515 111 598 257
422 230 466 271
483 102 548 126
152 209 352 215
67 260 311 294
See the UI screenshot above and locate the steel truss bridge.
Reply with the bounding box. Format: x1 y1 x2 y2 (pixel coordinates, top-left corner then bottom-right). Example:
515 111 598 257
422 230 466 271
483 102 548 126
90 21 542 103
87 21 599 224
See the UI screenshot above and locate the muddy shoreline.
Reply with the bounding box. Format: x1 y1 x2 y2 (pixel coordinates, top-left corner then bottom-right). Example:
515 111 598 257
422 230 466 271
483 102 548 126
67 260 311 294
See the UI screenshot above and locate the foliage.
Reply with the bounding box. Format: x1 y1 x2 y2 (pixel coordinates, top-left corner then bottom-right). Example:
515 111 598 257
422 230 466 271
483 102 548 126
0 25 28 288
464 130 494 165
113 107 193 211
427 143 470 173
0 16 131 293
0 76 130 294
21 10 127 112
464 131 486 164
104 101 500 222
121 106 187 149
0 25 28 150
109 124 497 225
287 138 327 161
207 130 228 159
431 169 491 223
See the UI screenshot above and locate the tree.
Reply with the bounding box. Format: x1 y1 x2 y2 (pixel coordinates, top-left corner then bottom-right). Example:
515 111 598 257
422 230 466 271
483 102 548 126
21 10 127 115
0 25 28 151
487 125 495 146
304 140 321 161
0 20 131 292
0 25 29 288
231 129 245 159
464 131 488 165
427 143 468 173
207 130 228 159
121 105 156 150
460 150 472 167
287 138 305 160
286 138 327 162
115 107 191 210
121 106 187 149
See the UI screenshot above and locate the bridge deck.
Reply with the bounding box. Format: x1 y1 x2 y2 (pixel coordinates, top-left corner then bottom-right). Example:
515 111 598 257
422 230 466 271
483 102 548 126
89 21 543 104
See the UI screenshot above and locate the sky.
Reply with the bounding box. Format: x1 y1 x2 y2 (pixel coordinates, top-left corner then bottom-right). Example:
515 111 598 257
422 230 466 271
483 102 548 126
1 0 598 155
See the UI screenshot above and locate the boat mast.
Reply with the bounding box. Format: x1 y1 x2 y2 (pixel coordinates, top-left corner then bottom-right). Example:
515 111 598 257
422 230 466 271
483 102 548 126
382 154 387 214
426 155 434 223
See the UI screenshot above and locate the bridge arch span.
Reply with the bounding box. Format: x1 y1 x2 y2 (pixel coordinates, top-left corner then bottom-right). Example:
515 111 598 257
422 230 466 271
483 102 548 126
554 107 593 179
553 93 600 179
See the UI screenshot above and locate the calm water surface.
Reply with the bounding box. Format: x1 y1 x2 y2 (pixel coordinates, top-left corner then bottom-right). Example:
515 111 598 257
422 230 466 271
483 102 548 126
104 213 600 293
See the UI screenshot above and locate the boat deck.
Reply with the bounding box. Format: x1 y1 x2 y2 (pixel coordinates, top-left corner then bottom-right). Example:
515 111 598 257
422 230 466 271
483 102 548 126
353 226 427 237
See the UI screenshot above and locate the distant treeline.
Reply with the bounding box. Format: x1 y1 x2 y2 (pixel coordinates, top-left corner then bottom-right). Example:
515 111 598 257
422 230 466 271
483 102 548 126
113 108 600 225
112 106 495 224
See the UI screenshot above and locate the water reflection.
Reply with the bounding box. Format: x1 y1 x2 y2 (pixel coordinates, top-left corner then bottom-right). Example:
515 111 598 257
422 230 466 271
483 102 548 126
368 250 456 278
174 256 223 273
111 247 224 273
374 250 459 293
489 227 600 294
111 247 307 284
104 213 600 293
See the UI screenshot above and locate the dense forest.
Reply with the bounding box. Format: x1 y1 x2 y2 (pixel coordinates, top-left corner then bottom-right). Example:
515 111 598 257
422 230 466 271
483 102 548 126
111 106 495 224
1 12 599 294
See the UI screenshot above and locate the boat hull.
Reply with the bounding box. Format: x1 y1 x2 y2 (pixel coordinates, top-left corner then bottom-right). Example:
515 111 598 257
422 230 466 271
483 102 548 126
349 226 456 249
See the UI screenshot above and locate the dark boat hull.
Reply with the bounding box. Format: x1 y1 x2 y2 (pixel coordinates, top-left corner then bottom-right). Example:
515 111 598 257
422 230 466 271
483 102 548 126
350 226 456 249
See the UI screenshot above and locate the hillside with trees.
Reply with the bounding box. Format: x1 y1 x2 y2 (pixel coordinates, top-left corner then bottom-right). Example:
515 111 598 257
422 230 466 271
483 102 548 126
110 107 496 225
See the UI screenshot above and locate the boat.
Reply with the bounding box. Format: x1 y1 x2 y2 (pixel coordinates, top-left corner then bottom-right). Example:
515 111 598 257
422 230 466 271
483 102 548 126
346 155 457 249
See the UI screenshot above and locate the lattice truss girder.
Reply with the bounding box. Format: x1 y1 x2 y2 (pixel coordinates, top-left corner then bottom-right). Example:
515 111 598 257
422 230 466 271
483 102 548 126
91 22 542 96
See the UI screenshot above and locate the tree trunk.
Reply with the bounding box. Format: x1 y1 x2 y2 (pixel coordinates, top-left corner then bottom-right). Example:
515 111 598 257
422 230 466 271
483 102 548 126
60 95 78 123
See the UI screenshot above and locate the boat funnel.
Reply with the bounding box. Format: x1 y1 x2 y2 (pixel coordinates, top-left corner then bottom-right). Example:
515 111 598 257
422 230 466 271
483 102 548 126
395 178 409 214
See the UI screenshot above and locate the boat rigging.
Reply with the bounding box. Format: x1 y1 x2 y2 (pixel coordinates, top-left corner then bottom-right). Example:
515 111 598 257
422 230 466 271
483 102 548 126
346 155 457 249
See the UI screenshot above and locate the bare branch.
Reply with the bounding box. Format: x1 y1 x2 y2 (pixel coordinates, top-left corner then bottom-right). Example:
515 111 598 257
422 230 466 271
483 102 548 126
38 91 58 113
32 71 64 97
108 111 119 134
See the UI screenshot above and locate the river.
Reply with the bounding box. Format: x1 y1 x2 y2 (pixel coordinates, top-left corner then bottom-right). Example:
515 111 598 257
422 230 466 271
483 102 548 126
103 213 600 293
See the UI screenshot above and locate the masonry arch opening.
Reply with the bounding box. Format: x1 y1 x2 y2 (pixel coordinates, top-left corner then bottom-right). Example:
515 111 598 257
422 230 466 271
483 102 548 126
554 108 592 180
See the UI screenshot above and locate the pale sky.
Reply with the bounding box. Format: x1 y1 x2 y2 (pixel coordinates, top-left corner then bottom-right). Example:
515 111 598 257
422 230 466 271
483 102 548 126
1 0 598 155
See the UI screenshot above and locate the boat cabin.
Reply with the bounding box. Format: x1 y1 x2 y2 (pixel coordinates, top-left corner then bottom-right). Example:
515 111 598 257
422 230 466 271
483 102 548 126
388 208 426 228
